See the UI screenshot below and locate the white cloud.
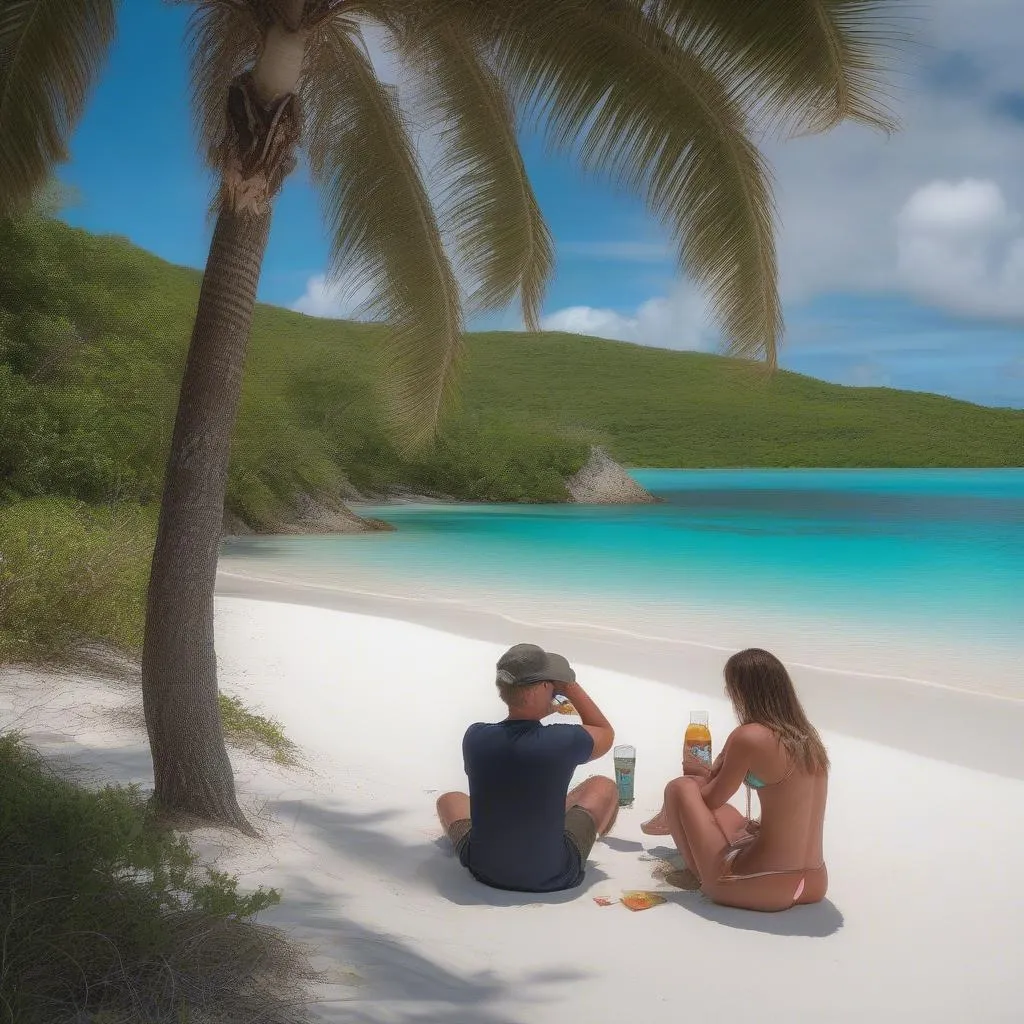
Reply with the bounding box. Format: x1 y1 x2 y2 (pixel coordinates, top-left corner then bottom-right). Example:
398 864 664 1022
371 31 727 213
541 286 712 350
846 362 892 388
898 178 1015 235
291 274 372 319
896 179 1024 318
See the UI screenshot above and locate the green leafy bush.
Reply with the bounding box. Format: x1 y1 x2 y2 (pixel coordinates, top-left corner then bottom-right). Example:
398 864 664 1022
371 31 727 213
0 732 316 1024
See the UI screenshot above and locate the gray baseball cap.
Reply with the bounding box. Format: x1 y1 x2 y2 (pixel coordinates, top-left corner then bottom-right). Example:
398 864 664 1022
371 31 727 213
496 643 576 687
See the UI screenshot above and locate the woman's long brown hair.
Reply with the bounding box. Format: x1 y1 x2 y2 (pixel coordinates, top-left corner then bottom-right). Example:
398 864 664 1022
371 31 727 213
724 648 830 773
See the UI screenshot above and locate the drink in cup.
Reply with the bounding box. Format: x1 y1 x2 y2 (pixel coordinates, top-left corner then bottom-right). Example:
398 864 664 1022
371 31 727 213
613 744 636 806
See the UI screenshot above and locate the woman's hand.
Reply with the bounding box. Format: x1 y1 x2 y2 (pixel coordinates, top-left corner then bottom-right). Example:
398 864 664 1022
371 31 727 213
682 750 712 779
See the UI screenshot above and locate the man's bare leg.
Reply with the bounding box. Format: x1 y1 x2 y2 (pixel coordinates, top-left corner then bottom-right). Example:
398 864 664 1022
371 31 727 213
436 791 470 844
566 775 619 835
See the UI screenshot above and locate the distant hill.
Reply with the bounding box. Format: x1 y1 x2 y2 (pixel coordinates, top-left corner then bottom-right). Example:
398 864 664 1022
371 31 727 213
1 216 1020 529
461 329 1022 468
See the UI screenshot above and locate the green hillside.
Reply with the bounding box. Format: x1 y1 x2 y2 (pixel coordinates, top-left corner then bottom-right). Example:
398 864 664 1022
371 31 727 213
2 215 1020 532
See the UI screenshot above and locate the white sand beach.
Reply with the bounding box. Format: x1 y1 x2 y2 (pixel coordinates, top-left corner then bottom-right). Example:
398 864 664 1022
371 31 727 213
4 585 1024 1023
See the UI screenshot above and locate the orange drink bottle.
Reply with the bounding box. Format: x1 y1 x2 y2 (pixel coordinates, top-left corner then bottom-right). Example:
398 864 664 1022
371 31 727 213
684 711 712 773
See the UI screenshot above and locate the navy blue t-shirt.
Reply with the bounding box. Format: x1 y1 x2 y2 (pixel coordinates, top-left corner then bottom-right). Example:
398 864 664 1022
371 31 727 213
461 719 595 892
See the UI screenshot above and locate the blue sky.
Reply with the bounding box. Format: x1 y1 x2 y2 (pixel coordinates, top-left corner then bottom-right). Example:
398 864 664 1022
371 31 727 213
59 1 1024 410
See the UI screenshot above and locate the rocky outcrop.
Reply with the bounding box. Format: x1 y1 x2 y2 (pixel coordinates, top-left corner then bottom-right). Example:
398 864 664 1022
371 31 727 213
222 451 654 536
564 446 656 505
280 493 394 534
222 492 393 537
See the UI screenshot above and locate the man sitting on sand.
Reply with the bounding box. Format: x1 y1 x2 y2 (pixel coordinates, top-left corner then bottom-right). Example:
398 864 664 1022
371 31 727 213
436 643 618 893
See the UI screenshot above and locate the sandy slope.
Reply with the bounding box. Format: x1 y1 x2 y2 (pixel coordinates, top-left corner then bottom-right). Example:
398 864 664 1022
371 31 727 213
3 595 1022 1023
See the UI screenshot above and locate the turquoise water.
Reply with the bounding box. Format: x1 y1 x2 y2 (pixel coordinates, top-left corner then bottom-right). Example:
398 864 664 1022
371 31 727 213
221 470 1023 689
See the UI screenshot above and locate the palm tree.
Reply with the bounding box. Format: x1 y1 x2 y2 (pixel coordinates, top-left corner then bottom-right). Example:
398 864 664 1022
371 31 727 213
2 0 900 833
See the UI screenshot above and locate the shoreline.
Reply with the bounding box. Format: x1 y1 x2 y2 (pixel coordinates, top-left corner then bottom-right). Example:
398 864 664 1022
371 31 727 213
216 567 1024 780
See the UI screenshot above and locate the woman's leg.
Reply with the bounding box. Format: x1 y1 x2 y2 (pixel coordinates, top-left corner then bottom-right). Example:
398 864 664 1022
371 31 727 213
713 802 749 844
641 802 672 836
647 775 747 840
662 777 734 884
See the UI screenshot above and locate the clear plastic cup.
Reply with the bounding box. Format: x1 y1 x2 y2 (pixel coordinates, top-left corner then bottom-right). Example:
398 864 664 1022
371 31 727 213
613 744 636 806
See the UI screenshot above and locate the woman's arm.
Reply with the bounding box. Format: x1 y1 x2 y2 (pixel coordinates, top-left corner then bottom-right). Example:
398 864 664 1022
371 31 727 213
699 726 756 810
708 729 735 778
684 725 732 778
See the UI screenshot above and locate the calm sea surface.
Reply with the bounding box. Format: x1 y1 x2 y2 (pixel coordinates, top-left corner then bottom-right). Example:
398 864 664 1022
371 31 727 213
220 470 1023 695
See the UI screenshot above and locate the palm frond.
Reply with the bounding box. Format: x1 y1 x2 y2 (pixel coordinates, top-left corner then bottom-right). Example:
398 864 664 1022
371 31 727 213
303 18 464 449
179 0 263 171
0 0 118 217
484 2 782 366
393 18 553 330
650 0 905 135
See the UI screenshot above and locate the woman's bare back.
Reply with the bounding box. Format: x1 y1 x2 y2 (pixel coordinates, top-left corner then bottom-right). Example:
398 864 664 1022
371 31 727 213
724 724 829 902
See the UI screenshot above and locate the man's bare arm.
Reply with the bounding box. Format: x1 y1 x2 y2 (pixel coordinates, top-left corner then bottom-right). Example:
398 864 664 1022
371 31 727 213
560 681 614 761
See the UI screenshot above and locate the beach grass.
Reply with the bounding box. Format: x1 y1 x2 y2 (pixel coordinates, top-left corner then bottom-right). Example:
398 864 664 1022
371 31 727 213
0 497 299 766
218 692 300 766
0 498 153 664
0 731 321 1024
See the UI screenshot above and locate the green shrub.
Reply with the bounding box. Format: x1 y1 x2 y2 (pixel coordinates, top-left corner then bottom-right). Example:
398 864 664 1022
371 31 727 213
0 732 317 1024
0 498 153 663
400 417 591 502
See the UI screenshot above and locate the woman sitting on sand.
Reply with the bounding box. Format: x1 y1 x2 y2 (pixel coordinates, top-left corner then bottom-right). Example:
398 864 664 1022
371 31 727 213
643 648 829 912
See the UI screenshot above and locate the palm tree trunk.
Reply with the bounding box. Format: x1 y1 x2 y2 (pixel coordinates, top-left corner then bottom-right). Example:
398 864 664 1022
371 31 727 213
141 207 270 835
141 8 307 834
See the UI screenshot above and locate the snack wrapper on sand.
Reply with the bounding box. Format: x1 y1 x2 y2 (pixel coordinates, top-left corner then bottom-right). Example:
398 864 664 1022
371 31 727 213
620 891 666 912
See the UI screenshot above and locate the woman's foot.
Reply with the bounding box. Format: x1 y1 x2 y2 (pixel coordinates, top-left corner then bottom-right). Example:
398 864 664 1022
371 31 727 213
664 868 701 891
640 809 672 836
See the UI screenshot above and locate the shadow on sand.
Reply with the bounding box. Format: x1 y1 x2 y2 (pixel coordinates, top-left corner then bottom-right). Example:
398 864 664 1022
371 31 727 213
259 795 593 1022
599 835 645 854
670 892 844 937
644 845 844 937
417 836 611 907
